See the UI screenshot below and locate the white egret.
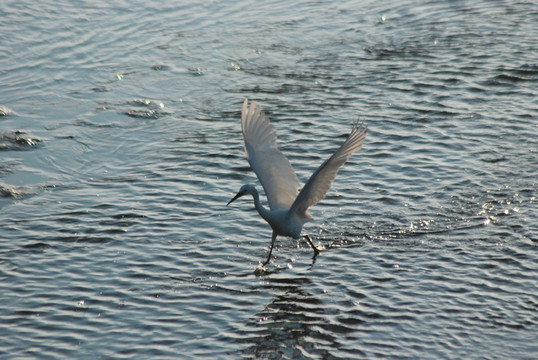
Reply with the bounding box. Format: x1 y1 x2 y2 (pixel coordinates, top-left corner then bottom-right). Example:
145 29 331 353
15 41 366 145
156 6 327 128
227 99 367 265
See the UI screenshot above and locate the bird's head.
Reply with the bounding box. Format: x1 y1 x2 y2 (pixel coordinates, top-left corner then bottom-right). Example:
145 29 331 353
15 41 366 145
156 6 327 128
227 184 255 206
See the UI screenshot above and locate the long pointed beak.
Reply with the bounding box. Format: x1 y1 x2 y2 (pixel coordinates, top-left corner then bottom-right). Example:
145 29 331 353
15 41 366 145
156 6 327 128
227 192 242 206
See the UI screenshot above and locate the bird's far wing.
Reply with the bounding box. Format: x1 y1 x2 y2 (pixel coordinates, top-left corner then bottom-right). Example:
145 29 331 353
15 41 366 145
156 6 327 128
241 99 301 211
290 122 367 219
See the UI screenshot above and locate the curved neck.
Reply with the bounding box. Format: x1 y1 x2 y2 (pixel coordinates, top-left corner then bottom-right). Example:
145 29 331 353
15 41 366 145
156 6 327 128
250 187 271 221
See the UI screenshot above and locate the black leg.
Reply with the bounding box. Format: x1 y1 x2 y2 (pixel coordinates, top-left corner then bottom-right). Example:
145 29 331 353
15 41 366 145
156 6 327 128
303 234 320 257
262 231 278 266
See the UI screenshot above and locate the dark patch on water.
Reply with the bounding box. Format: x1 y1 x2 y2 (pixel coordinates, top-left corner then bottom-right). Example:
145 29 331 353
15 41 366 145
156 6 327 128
151 64 171 71
0 131 41 151
0 183 34 198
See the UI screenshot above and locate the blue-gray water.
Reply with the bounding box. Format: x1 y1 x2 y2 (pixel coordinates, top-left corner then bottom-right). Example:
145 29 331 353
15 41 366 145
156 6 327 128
1 0 537 358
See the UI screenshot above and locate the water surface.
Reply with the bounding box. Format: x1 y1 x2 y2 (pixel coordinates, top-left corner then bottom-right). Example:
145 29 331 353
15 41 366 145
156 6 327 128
0 0 536 358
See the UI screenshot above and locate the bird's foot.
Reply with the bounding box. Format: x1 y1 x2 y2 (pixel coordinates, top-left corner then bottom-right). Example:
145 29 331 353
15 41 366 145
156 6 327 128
254 264 269 276
303 234 320 258
261 258 271 267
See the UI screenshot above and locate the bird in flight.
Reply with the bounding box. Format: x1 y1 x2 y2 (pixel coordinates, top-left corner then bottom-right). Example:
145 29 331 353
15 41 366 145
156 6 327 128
227 99 367 265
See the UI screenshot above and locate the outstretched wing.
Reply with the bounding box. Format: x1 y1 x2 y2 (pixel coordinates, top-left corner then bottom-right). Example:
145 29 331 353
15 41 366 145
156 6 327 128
290 122 367 219
241 99 301 211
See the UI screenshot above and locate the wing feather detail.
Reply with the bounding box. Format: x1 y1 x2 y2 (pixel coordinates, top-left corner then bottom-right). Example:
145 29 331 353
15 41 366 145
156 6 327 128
241 99 301 211
290 122 367 219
